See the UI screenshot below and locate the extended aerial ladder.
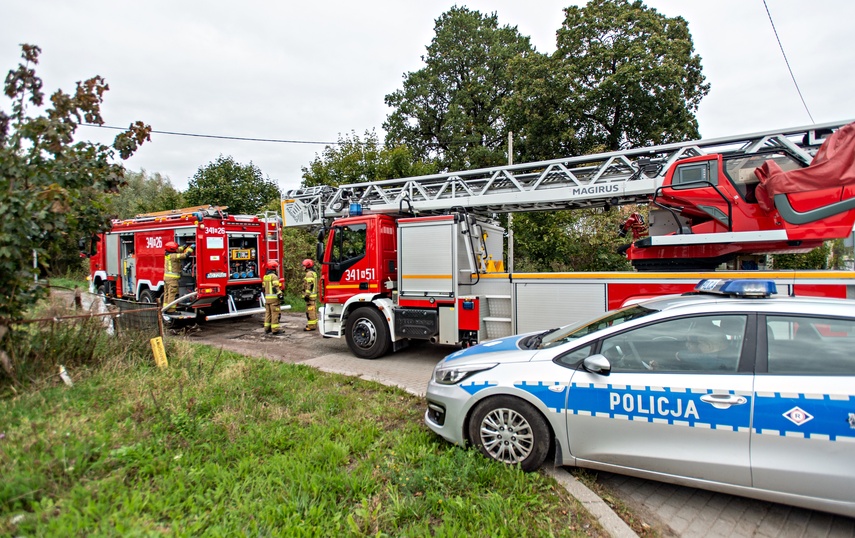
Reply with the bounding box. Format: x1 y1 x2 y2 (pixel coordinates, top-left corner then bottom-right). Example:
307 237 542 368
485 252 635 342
282 120 844 224
283 120 855 270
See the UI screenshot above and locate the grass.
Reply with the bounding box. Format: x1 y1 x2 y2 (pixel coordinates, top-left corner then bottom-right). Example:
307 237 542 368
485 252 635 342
281 292 307 313
1 341 604 536
46 277 89 292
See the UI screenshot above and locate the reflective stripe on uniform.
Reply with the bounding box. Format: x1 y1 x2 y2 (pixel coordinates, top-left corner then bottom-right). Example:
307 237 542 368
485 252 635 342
263 273 280 299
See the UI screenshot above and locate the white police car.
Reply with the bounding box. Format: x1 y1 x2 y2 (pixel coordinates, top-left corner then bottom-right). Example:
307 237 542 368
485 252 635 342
425 279 855 517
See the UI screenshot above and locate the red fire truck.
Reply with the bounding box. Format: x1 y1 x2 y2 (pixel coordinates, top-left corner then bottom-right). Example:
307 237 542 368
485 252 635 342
84 205 283 323
282 120 855 359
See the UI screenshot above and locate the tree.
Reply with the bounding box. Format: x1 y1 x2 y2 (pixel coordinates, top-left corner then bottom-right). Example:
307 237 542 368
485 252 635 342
510 209 632 272
301 130 436 188
185 155 280 215
384 7 534 171
503 52 586 163
551 0 709 152
106 169 185 219
1 44 150 372
504 0 709 272
770 243 831 270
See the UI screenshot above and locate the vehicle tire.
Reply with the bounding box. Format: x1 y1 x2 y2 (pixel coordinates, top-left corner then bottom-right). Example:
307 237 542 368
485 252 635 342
345 307 391 359
139 289 157 304
467 396 551 472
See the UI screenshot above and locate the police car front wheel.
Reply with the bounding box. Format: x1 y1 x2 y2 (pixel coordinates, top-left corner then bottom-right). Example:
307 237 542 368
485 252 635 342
468 396 551 472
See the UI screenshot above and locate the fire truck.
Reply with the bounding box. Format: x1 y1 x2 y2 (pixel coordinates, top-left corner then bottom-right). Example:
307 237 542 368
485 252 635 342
281 120 855 359
84 205 283 323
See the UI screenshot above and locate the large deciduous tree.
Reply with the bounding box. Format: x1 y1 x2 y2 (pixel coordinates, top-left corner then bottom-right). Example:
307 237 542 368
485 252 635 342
552 0 709 152
384 7 534 171
1 44 150 373
506 0 709 272
185 155 280 215
301 130 436 188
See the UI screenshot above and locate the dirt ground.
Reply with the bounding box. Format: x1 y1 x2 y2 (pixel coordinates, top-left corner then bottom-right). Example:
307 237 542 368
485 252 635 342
172 311 351 364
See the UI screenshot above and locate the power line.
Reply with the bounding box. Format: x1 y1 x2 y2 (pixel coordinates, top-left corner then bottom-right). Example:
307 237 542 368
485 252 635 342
762 0 814 123
81 123 339 145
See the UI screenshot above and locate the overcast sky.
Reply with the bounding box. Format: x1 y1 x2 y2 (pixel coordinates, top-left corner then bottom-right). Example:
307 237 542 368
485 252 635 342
3 1 854 194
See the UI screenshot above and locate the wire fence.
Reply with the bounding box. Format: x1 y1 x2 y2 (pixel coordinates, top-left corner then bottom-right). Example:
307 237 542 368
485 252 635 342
10 291 163 339
111 299 162 334
2 291 164 389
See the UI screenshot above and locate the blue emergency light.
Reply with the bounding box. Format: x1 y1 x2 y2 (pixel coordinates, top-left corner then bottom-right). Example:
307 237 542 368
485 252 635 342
349 203 363 216
694 279 777 298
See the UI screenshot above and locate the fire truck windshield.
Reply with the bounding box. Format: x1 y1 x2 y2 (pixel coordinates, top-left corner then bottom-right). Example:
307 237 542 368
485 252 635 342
723 151 805 203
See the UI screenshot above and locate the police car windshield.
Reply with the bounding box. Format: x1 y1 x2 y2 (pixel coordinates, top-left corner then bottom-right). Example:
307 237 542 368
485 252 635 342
540 305 655 349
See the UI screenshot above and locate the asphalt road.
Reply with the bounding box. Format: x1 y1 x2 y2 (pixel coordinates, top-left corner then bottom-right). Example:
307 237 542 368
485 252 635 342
184 312 855 538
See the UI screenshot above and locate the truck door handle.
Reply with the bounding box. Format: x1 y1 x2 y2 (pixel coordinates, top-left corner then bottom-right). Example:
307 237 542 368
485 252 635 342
700 394 747 409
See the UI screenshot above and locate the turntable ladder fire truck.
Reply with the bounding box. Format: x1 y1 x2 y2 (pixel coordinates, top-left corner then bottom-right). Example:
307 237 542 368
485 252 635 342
85 205 284 323
282 120 855 359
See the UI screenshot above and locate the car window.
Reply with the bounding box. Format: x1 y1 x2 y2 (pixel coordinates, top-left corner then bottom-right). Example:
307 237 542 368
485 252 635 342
540 305 655 349
766 315 855 375
554 344 594 368
600 315 747 373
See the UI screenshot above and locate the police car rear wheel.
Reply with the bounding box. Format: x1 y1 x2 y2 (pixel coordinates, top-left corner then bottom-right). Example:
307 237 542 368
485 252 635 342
468 396 550 472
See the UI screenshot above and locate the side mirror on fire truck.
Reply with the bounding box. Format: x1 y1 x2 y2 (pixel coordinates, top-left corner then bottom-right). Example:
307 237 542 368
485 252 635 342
316 229 325 265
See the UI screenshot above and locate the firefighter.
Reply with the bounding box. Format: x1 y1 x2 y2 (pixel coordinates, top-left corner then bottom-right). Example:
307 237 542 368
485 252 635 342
302 258 318 331
163 241 193 312
123 252 135 293
263 261 283 334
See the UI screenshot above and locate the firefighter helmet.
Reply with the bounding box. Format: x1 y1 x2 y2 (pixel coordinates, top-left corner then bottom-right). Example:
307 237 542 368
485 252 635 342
165 241 178 252
266 260 279 270
302 258 314 269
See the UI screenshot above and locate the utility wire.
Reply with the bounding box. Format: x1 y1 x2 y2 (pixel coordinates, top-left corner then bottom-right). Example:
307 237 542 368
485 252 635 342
762 0 814 123
82 123 339 145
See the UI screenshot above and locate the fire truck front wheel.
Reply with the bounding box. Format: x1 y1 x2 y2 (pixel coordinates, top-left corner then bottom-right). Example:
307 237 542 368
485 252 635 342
345 307 391 360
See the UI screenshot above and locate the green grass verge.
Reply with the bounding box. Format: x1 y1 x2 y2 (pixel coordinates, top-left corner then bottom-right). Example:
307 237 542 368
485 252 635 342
45 277 89 291
1 342 601 536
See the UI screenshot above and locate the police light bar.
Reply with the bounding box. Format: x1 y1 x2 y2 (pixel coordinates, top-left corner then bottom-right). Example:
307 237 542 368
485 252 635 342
694 279 777 298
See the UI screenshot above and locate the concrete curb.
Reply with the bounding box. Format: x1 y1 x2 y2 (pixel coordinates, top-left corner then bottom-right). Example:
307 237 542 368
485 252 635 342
545 467 638 538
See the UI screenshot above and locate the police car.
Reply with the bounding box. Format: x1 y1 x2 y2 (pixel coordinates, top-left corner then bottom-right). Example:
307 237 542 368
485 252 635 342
425 279 855 517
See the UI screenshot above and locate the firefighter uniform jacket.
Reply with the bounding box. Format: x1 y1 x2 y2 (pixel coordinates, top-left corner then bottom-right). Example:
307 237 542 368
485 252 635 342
303 269 318 299
164 247 193 280
263 271 282 300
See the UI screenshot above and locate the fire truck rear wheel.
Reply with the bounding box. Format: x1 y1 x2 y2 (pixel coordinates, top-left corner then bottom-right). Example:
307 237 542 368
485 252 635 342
139 289 157 304
345 307 391 360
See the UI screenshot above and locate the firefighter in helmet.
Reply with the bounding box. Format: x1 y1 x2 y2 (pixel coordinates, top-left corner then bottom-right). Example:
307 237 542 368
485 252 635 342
302 258 318 331
263 260 283 334
163 241 193 312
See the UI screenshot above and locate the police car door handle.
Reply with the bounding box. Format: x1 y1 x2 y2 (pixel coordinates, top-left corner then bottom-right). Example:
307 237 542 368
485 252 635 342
700 394 747 408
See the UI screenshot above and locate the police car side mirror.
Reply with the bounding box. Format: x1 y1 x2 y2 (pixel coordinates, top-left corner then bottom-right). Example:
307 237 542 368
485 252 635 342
582 354 611 376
